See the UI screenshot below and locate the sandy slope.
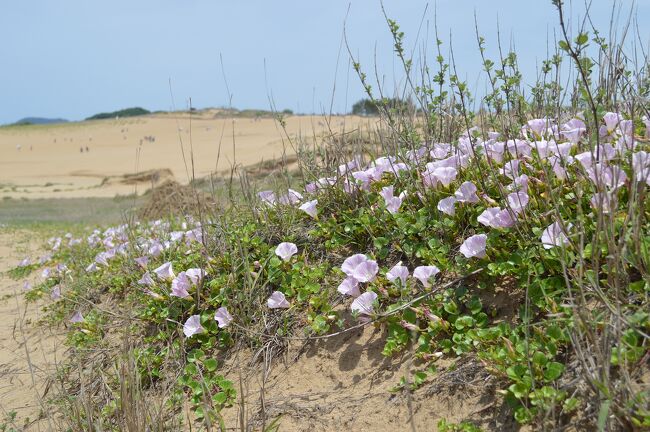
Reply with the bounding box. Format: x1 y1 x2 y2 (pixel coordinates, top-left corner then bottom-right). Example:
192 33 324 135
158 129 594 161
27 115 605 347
222 323 519 431
0 229 65 430
0 112 374 199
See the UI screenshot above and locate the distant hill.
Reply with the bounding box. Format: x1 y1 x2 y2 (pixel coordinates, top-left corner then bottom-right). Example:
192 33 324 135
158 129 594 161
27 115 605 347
13 117 68 126
86 107 150 121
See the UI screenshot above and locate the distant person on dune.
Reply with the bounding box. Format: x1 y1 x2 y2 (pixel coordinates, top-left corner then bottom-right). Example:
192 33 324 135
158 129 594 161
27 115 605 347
86 146 89 152
16 144 21 151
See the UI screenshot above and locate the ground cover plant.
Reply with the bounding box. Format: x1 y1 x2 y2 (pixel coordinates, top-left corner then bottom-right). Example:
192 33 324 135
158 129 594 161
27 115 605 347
8 1 650 430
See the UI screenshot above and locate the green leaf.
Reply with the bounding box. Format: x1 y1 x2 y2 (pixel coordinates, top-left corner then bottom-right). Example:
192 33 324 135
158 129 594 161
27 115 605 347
597 400 611 431
532 352 548 366
544 362 565 381
213 391 228 405
576 32 589 45
204 358 218 372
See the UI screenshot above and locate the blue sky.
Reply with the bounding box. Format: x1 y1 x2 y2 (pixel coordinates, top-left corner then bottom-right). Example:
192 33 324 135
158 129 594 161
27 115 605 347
0 1 647 123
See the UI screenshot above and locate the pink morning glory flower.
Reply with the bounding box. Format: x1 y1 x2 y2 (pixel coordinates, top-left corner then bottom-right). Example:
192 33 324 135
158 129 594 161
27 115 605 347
23 280 32 291
258 190 277 206
18 258 30 267
185 268 206 285
506 139 533 158
275 242 298 262
632 151 650 185
138 272 155 286
267 291 290 309
603 112 623 133
590 192 618 214
135 256 148 268
460 234 487 258
477 207 515 229
299 199 318 218
351 291 378 316
95 252 109 266
352 260 379 283
541 221 572 249
214 307 233 328
507 191 529 214
413 265 440 288
528 118 550 136
85 262 98 273
502 159 520 179
426 166 458 188
153 262 175 280
337 277 361 297
51 285 61 300
70 311 84 323
148 242 164 258
341 254 370 276
381 186 406 214
561 127 586 144
437 196 457 216
586 164 627 190
455 181 479 203
171 272 191 298
386 262 409 285
183 315 204 338
278 189 303 205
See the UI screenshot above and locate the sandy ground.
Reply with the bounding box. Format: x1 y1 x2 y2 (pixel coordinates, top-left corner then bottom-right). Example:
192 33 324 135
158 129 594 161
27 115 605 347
0 112 374 199
222 323 519 431
0 229 65 430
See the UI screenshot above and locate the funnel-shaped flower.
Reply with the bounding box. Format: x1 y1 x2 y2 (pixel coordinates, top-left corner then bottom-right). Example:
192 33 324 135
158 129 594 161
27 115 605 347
430 167 458 187
153 262 175 280
214 307 233 328
460 234 487 258
267 291 290 309
351 291 378 316
275 242 298 262
590 192 618 214
258 190 277 206
341 254 369 276
171 272 191 298
148 242 163 258
85 262 98 273
23 280 32 291
70 311 84 323
603 112 623 133
185 268 206 285
135 256 148 269
352 260 379 283
478 207 515 228
541 221 572 249
183 315 203 338
337 277 361 297
386 262 409 285
138 272 154 286
455 181 479 203
51 285 61 300
502 160 520 179
413 265 440 288
437 196 457 216
299 199 318 218
507 191 529 214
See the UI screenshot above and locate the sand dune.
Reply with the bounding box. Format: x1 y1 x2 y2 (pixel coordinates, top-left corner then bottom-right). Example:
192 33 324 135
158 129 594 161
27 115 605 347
0 111 374 199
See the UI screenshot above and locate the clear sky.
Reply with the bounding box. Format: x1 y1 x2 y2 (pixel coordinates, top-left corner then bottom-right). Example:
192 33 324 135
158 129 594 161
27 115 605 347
0 1 647 124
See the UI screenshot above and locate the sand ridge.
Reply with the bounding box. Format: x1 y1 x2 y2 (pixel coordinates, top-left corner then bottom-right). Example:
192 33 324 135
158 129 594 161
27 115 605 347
0 112 374 199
